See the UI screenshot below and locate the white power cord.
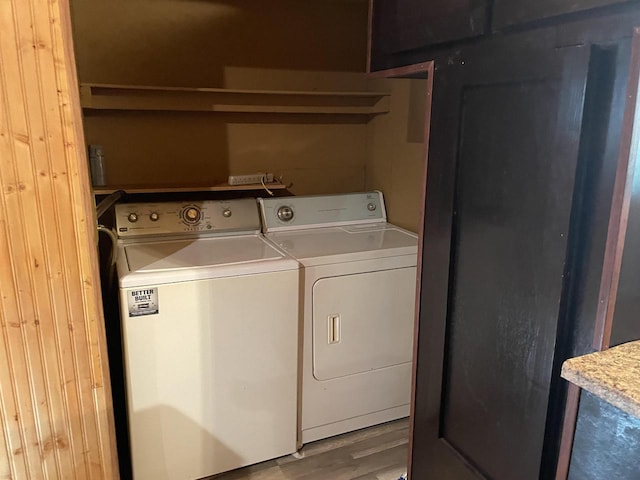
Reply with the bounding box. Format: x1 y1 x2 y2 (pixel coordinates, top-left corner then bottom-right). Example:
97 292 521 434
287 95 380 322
261 174 274 196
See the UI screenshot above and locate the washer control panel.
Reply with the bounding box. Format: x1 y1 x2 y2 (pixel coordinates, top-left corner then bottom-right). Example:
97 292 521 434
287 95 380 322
115 199 261 238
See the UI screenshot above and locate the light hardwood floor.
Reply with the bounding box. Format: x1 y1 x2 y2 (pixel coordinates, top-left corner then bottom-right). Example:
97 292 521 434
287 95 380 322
210 418 409 480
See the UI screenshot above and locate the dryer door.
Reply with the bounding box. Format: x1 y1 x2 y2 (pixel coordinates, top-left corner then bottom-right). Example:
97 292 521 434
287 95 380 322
312 267 416 380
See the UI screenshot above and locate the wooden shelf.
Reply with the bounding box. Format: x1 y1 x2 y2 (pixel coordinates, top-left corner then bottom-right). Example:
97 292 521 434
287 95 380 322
92 182 289 195
79 83 390 116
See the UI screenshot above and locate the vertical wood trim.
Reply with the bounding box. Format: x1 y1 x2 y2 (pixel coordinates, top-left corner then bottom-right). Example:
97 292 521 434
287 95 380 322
0 0 118 478
554 384 581 480
593 27 640 351
406 61 434 480
366 0 373 74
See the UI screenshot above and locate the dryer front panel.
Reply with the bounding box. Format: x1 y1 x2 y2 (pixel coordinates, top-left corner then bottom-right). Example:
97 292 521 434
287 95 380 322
312 267 416 381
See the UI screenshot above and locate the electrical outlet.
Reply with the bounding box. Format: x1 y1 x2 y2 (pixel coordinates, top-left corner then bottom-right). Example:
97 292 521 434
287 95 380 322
228 173 274 185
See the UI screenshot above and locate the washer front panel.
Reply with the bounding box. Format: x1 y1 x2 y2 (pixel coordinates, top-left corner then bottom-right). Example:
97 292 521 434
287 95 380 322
120 270 299 479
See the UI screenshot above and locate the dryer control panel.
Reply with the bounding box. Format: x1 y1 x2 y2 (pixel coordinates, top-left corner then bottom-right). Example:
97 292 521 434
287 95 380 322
259 191 387 232
115 199 261 238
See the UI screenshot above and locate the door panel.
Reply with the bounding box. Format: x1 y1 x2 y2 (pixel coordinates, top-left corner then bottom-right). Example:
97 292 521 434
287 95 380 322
312 268 416 380
411 36 593 479
442 80 573 480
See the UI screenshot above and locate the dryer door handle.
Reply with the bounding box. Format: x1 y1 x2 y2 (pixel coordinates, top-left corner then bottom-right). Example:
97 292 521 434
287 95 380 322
328 314 341 344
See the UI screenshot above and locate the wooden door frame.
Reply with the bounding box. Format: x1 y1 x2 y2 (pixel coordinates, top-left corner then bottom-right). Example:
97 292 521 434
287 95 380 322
555 26 640 480
366 60 435 480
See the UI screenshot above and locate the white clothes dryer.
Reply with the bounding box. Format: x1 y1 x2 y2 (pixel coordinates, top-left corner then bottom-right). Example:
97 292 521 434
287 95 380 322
258 191 418 444
115 199 299 480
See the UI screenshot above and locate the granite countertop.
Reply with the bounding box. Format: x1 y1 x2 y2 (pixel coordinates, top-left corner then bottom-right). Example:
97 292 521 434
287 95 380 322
561 340 640 418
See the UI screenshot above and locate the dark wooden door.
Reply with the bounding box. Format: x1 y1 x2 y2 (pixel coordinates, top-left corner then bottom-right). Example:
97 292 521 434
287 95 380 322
411 34 607 479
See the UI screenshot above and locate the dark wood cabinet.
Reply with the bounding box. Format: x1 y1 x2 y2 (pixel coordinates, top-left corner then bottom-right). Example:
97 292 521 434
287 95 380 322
409 14 640 479
369 0 488 72
368 0 640 72
493 0 633 30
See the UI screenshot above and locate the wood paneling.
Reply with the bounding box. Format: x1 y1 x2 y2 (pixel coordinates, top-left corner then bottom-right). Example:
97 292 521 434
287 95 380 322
0 0 117 478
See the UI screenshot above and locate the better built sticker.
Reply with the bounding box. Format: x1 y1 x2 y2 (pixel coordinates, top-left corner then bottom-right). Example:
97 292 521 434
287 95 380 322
127 288 159 317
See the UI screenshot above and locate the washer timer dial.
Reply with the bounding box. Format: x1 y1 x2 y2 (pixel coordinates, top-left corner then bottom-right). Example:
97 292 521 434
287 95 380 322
182 206 202 225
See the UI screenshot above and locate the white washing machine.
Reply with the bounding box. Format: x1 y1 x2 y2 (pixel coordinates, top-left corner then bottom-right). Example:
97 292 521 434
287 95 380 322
258 191 418 444
114 198 299 480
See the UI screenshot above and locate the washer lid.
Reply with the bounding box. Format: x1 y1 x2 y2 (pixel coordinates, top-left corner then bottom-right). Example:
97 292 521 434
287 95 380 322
265 223 418 265
118 234 298 287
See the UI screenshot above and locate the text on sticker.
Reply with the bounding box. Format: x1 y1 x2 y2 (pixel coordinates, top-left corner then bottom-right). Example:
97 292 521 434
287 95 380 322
131 289 154 302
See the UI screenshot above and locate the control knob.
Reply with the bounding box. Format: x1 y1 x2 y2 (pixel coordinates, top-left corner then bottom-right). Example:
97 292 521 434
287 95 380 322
149 212 159 222
182 206 201 224
277 205 294 222
222 208 232 218
127 213 138 223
